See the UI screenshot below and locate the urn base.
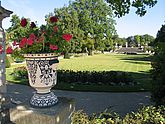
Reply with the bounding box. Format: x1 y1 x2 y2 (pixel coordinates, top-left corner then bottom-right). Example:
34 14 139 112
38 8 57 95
30 92 58 107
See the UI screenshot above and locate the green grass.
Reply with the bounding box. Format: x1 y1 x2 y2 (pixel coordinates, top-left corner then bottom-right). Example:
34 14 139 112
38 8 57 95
59 53 151 72
58 53 152 91
6 53 152 92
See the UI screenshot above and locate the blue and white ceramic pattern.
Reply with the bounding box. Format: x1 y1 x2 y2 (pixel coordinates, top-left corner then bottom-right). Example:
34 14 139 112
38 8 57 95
24 53 59 107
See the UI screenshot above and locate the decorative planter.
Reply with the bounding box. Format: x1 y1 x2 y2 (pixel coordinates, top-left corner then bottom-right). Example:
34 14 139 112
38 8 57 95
24 53 59 107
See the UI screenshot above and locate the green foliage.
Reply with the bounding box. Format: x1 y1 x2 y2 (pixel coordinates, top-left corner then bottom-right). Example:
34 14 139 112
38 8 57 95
52 6 83 55
134 35 141 46
57 70 135 85
6 55 15 63
71 110 89 124
71 106 165 124
125 34 155 48
12 66 28 79
151 24 165 105
11 67 135 86
90 111 121 124
6 56 11 68
70 0 116 53
106 0 157 17
123 106 165 124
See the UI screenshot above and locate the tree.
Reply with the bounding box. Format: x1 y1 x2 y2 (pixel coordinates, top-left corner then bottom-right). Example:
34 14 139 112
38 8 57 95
118 37 127 47
143 34 155 45
105 0 157 17
134 35 141 46
125 34 155 48
92 0 116 52
71 0 116 55
126 36 137 47
151 24 165 105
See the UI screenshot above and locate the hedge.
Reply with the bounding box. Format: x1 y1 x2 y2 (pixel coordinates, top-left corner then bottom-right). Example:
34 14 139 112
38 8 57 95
12 67 136 86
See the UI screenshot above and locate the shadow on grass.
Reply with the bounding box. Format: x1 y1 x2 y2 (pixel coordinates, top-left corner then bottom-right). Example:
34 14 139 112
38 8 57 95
120 54 153 62
124 61 150 65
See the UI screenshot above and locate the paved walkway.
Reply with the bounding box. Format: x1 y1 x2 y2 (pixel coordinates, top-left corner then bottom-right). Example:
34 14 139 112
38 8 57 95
7 83 153 116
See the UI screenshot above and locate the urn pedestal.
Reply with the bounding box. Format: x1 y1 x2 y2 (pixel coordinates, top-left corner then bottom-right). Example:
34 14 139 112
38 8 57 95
24 53 59 107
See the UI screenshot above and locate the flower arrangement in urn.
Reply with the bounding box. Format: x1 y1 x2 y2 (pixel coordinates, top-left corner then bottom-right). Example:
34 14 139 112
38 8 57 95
5 15 73 107
6 16 72 56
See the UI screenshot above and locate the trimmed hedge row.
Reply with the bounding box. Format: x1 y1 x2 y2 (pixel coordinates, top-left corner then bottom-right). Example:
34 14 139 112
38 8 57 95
71 106 165 124
12 66 135 86
57 70 135 86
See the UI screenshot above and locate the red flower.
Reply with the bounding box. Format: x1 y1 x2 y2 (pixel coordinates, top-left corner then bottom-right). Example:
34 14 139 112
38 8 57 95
27 38 33 46
62 34 72 42
50 44 58 50
50 16 58 23
6 46 13 54
35 37 39 43
30 22 36 28
20 18 27 27
0 45 3 54
19 38 27 48
54 26 58 32
29 33 36 41
12 40 18 46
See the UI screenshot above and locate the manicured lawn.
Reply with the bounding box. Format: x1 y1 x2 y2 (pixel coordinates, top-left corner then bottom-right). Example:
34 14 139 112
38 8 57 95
59 53 151 72
58 53 152 91
6 53 152 92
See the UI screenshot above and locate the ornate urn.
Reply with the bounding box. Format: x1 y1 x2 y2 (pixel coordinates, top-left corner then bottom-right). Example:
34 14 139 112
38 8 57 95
24 53 59 107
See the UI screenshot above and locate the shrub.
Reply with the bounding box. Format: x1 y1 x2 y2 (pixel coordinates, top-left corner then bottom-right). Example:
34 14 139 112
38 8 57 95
12 67 135 86
57 70 135 85
71 110 89 124
123 106 165 124
6 56 11 68
151 24 165 105
12 66 28 79
71 106 165 124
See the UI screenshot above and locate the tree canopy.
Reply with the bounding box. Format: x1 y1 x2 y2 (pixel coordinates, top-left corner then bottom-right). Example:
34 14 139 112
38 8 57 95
106 0 157 17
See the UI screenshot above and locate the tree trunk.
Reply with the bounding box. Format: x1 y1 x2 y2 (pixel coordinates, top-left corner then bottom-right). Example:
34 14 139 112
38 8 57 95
101 50 104 54
88 49 93 56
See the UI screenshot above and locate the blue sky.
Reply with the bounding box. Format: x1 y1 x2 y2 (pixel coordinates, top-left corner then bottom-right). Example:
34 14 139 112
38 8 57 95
1 0 165 38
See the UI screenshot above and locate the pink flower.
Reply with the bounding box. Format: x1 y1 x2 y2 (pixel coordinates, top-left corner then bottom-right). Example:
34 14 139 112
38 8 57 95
30 22 36 28
19 38 27 48
50 44 58 50
20 18 27 27
27 39 33 46
62 34 72 42
6 46 13 54
0 45 3 54
54 26 58 32
50 16 58 23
